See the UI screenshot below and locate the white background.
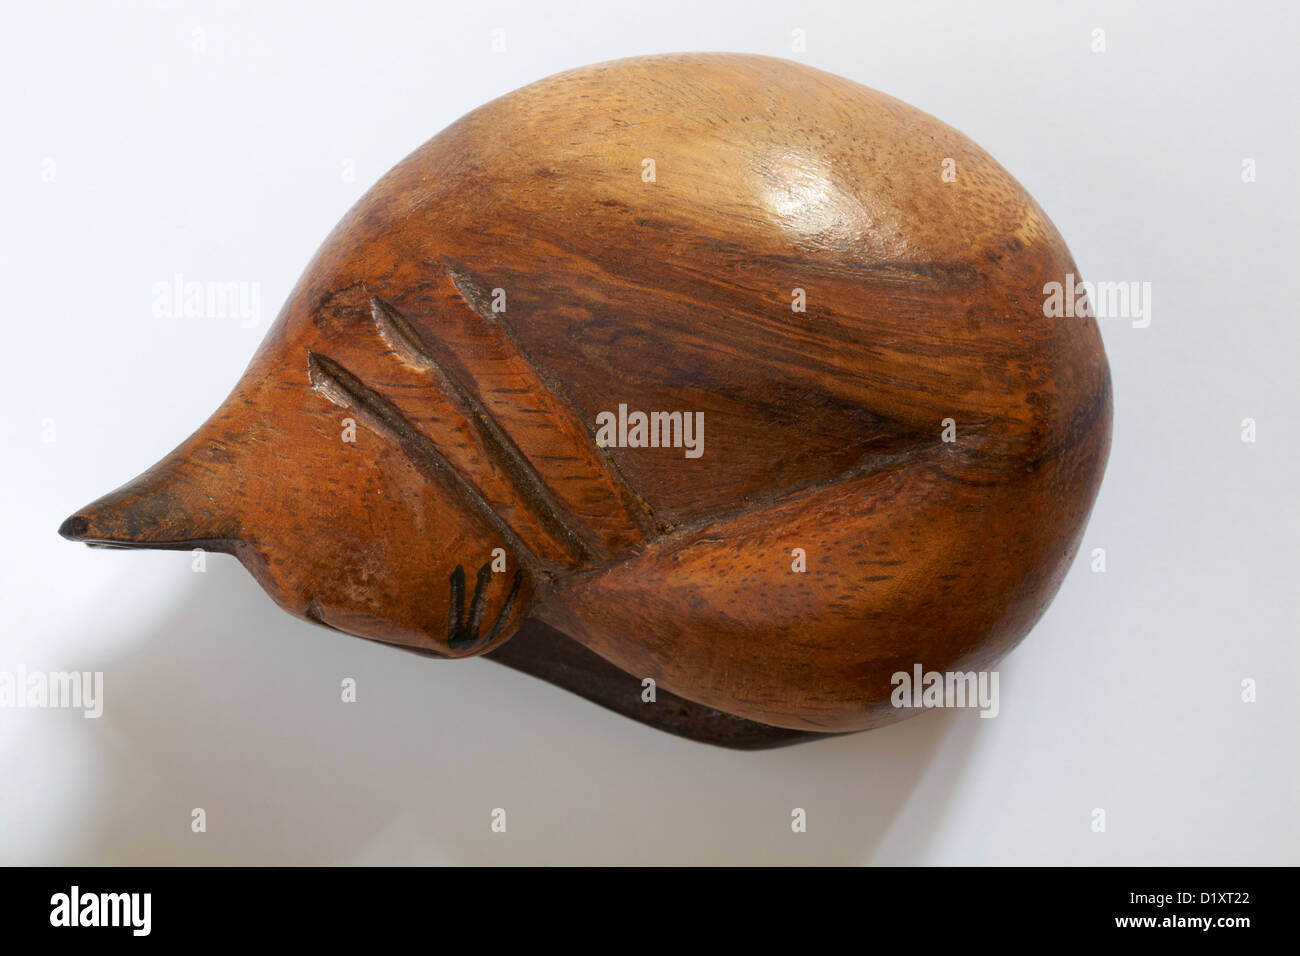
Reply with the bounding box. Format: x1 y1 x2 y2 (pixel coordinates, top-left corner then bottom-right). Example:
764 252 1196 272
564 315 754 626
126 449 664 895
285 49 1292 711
2 0 1296 864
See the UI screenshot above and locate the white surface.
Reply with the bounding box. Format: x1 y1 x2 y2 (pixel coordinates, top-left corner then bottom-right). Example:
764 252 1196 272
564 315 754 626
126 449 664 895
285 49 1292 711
1 0 1296 865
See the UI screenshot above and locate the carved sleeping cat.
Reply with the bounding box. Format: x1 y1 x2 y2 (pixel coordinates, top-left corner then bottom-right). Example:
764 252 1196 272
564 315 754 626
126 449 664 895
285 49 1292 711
60 53 1112 747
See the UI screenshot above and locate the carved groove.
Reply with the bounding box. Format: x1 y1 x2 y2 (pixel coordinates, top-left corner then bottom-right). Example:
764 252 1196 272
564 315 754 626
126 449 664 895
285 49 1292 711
442 261 498 324
369 294 598 564
306 350 540 569
437 258 657 541
447 563 523 652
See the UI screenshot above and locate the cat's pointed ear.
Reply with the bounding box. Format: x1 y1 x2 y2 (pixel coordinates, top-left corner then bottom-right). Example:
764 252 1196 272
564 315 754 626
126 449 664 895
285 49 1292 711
58 426 242 552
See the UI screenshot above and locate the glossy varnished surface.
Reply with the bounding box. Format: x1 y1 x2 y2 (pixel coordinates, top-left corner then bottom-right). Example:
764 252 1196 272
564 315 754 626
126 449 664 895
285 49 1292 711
61 54 1111 737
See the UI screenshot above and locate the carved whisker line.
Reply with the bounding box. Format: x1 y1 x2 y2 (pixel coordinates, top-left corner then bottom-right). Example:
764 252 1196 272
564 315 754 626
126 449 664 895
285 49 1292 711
446 563 523 652
306 350 541 572
446 565 466 645
369 294 599 564
481 569 523 647
465 563 493 640
437 259 658 539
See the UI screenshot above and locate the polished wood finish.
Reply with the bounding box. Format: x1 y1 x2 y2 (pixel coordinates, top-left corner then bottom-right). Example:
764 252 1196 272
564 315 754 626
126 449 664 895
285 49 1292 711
60 54 1111 739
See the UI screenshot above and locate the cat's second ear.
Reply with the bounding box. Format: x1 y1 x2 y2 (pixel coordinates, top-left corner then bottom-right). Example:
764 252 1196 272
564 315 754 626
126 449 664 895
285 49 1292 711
59 424 244 553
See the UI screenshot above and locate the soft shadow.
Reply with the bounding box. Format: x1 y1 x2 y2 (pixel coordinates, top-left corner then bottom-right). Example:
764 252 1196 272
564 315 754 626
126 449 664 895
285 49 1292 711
40 553 978 865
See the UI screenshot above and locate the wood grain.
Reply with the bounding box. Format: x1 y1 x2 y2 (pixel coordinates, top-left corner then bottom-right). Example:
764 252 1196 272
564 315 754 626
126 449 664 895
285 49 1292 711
60 54 1111 739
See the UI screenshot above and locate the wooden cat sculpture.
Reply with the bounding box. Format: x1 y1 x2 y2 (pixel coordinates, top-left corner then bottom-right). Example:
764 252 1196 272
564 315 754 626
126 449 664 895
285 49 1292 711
59 54 1111 748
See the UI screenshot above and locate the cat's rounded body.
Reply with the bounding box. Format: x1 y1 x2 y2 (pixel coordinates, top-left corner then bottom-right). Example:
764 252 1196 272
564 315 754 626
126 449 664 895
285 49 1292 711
61 54 1111 738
